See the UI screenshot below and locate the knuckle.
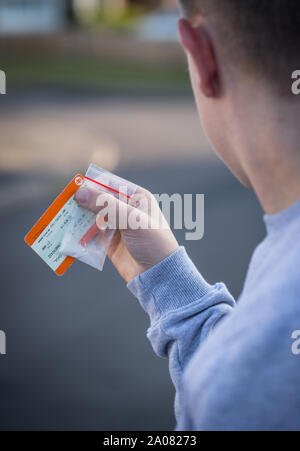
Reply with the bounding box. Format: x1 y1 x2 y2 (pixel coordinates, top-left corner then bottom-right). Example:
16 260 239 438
136 186 152 199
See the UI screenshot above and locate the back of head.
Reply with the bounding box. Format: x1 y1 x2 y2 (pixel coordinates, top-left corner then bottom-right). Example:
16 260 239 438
179 0 300 96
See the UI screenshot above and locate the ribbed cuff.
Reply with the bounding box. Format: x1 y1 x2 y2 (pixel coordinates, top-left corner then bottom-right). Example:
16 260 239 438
127 246 213 322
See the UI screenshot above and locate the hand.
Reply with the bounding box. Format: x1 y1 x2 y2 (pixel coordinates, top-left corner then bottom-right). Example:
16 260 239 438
74 185 179 282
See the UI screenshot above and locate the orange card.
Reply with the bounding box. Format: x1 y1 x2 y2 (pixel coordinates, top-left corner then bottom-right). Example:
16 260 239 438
24 174 84 276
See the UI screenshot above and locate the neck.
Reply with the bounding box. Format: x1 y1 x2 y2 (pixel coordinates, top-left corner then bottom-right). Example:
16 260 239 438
233 90 300 214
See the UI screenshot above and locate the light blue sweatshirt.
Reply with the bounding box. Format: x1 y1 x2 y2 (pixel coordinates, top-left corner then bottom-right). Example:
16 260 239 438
127 198 300 431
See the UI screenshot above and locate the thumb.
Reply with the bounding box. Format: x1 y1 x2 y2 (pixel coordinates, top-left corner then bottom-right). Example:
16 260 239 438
75 187 149 231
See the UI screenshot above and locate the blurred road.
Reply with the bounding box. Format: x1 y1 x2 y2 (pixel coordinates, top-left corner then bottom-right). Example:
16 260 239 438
0 89 266 430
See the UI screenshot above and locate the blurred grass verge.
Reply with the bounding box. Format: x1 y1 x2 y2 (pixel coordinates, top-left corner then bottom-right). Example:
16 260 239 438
3 54 189 93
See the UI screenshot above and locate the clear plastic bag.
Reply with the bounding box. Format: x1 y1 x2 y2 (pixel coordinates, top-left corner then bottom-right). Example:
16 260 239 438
60 164 137 271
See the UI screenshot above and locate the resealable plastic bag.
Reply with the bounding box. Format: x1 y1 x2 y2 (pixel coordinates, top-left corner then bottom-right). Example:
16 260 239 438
60 164 137 271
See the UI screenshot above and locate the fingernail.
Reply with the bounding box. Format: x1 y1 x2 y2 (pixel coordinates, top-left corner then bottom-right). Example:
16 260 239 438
75 188 90 204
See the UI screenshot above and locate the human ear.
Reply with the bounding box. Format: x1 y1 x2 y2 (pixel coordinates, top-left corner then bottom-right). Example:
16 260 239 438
178 18 218 97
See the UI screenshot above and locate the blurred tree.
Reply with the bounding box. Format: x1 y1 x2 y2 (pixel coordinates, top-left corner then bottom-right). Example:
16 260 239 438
128 0 163 11
65 0 78 26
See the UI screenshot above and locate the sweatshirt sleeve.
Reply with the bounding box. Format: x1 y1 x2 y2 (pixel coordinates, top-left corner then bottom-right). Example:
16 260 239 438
127 246 235 428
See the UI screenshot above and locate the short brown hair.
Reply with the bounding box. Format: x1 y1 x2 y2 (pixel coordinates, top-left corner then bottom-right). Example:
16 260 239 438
179 0 300 94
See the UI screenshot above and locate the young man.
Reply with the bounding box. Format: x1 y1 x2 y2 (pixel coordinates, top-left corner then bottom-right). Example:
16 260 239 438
75 1 300 430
